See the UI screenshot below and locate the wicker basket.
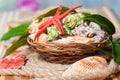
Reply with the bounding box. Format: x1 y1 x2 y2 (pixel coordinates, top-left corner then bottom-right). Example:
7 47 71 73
27 37 109 64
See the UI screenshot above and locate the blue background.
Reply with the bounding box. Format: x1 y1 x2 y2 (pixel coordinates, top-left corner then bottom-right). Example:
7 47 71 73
0 0 120 20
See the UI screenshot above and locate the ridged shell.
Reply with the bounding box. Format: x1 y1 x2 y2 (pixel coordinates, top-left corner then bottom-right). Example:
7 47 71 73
62 56 117 80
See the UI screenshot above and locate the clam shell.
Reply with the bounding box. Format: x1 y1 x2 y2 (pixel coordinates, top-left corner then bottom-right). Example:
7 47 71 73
62 56 117 80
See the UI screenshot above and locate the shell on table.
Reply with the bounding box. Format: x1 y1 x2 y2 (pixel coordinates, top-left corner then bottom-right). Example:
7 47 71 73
62 56 118 80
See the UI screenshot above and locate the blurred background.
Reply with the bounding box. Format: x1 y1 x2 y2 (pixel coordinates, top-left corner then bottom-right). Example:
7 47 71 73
0 0 120 19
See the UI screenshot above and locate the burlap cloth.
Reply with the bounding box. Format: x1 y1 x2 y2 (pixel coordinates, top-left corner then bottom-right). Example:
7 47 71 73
0 47 69 80
0 47 117 80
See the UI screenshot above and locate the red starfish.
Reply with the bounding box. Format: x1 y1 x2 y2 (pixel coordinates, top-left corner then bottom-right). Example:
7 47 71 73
34 5 82 41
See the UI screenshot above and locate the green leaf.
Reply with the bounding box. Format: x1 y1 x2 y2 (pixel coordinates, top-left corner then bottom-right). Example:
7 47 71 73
82 12 91 16
83 14 115 35
4 30 29 57
36 6 76 20
112 38 120 62
0 22 31 41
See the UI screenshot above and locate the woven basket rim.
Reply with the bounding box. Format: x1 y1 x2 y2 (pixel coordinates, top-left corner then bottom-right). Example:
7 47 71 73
27 36 109 46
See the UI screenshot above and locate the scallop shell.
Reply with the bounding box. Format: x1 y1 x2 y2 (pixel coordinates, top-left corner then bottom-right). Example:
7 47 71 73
62 56 117 80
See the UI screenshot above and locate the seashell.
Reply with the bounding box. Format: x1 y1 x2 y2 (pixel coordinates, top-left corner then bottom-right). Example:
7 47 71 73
62 56 118 80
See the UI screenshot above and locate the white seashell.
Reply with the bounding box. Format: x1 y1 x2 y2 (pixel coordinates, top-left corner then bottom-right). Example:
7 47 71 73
62 56 118 80
54 36 94 44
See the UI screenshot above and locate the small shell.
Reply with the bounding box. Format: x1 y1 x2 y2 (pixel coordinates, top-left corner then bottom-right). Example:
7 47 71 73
28 18 47 34
62 56 117 80
73 36 94 43
37 33 48 43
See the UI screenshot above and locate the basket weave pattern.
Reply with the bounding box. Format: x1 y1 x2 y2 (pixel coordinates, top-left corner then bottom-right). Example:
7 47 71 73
27 37 108 64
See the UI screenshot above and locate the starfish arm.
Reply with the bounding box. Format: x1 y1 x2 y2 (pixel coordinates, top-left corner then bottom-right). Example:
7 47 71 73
38 5 63 29
53 19 64 34
38 19 52 29
55 4 63 17
34 26 46 41
59 5 82 19
34 22 53 41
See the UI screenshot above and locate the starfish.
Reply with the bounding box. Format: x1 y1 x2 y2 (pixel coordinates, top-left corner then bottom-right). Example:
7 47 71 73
34 5 82 41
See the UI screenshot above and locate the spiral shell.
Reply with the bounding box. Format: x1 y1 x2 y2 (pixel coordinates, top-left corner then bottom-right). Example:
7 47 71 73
62 56 117 80
64 13 84 28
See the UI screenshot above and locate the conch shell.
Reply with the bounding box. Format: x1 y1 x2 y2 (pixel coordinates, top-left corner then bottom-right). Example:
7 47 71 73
62 56 117 80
